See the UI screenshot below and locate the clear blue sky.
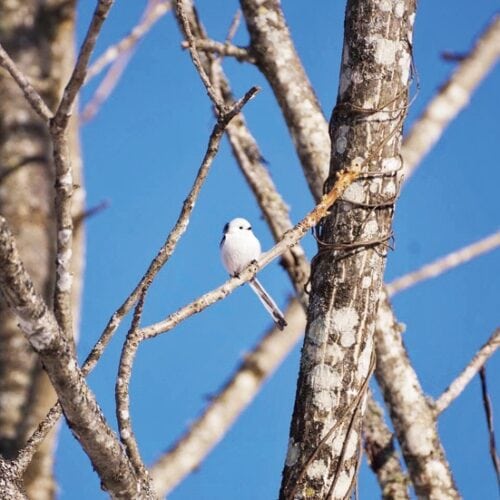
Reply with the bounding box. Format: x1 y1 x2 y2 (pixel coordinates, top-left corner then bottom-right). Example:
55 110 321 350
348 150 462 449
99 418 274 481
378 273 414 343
57 1 499 498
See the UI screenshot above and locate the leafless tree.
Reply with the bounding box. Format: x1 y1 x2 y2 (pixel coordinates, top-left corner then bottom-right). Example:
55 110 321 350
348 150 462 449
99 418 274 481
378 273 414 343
0 0 498 498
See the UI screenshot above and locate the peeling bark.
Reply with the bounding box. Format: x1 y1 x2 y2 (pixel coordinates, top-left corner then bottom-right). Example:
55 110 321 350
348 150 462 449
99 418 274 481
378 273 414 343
280 1 416 498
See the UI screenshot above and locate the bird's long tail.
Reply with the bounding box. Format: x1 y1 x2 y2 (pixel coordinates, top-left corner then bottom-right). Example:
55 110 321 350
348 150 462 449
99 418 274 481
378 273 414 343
248 278 287 331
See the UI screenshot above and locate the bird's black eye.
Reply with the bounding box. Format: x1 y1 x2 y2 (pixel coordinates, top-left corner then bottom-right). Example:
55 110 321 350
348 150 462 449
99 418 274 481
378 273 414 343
239 226 243 230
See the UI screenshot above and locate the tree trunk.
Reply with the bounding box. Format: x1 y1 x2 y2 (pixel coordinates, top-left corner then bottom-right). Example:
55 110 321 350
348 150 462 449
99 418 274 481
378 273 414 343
280 1 416 497
0 1 84 498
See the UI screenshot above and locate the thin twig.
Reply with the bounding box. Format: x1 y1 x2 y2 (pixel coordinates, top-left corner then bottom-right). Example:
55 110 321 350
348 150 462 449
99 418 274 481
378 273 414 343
225 9 242 43
116 292 151 483
0 44 53 121
386 231 500 296
82 0 172 123
435 328 500 414
85 0 171 84
181 39 254 63
479 367 500 493
81 49 133 124
56 0 116 120
402 14 500 179
51 0 116 338
73 199 111 228
15 405 62 473
175 0 226 111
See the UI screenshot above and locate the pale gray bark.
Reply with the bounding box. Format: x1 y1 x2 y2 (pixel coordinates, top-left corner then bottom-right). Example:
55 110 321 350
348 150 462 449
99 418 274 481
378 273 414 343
0 458 26 500
239 0 330 199
0 2 84 498
364 395 409 499
0 0 56 461
375 292 459 499
0 216 147 499
280 1 416 497
435 328 500 414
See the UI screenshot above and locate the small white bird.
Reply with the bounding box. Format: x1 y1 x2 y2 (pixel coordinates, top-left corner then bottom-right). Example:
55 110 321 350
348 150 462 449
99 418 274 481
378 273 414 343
220 217 287 330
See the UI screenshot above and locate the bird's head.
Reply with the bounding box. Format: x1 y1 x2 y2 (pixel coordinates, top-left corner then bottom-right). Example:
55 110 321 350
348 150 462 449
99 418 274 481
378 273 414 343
223 217 253 235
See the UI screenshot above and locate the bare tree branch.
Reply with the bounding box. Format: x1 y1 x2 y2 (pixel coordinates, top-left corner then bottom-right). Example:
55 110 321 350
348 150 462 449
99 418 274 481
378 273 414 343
74 199 110 228
239 0 330 199
82 49 133 124
401 14 500 179
15 405 62 475
0 216 143 498
0 44 53 121
50 0 116 340
176 0 225 111
140 166 360 339
15 83 259 478
479 367 500 493
82 0 172 123
364 395 410 499
0 457 26 499
85 0 172 84
150 299 306 496
225 9 242 43
116 293 153 493
181 39 255 63
55 0 115 120
435 328 500 414
375 292 459 498
387 231 500 296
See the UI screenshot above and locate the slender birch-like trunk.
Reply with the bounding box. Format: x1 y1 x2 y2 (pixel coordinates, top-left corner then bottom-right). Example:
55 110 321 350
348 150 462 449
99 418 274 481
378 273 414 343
280 1 416 497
